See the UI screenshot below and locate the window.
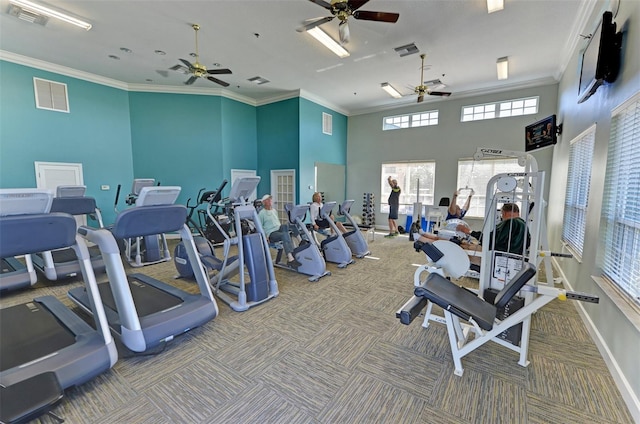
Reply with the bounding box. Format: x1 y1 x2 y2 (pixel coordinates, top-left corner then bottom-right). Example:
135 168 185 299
383 110 438 130
461 96 538 122
601 93 640 304
455 158 524 217
381 162 436 215
562 126 595 258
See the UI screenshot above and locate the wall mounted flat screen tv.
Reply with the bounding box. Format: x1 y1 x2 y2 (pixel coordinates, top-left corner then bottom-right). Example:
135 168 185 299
577 11 622 104
525 115 557 152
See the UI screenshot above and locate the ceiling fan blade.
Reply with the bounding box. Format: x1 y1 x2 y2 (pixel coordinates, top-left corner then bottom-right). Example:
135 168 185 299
206 76 230 87
179 59 195 70
307 0 332 10
348 0 370 11
339 21 350 44
417 94 424 103
207 68 232 75
353 10 399 23
428 91 452 97
184 76 198 85
296 16 334 32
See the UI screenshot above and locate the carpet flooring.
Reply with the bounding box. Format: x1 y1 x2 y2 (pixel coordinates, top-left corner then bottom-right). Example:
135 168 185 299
0 232 634 423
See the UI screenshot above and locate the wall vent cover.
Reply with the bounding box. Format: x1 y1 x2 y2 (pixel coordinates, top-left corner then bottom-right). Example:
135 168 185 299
322 112 332 135
34 77 69 112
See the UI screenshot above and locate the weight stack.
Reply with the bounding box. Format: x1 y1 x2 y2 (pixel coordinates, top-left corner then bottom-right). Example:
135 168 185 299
483 288 525 346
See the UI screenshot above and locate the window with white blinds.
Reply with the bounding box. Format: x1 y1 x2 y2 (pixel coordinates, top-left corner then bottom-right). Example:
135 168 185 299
601 92 640 304
562 126 595 258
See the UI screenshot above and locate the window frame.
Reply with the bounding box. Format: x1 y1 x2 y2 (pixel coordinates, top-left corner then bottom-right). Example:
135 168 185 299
461 96 538 122
383 110 439 131
600 92 640 305
561 125 595 260
380 162 437 215
455 158 525 218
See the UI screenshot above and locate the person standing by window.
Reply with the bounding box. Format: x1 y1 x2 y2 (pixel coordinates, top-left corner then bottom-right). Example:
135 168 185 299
386 176 401 237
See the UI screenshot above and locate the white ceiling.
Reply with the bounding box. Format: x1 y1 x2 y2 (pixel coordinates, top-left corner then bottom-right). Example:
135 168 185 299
0 0 597 115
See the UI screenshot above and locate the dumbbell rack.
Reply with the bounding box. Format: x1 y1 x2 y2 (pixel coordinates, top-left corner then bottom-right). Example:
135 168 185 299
362 193 375 241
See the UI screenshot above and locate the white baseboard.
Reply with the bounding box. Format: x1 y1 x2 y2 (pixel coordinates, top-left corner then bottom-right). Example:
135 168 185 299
552 258 640 423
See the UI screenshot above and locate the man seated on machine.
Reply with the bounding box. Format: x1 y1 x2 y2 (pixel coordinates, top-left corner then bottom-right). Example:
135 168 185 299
258 194 302 269
415 203 530 269
310 192 347 235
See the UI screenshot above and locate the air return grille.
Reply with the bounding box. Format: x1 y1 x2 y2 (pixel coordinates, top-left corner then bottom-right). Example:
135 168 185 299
34 77 69 112
322 112 332 135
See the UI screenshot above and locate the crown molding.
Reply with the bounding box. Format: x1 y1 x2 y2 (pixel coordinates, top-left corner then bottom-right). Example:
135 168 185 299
0 50 128 89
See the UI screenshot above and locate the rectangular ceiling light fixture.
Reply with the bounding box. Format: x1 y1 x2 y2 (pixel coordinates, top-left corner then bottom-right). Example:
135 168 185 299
381 82 403 99
496 56 509 80
9 0 92 30
487 0 504 13
307 27 350 58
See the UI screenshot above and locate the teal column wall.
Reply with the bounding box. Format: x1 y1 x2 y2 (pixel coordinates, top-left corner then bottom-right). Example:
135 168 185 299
298 98 347 203
221 97 258 186
256 98 300 199
128 92 224 206
0 60 133 225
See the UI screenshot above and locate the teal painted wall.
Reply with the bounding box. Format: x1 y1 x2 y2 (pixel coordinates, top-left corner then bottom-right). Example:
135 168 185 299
0 61 133 225
256 98 300 199
221 97 258 186
299 98 347 203
128 92 224 207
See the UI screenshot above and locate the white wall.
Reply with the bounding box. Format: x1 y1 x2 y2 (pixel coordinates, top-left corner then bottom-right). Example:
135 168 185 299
346 84 558 230
548 0 640 419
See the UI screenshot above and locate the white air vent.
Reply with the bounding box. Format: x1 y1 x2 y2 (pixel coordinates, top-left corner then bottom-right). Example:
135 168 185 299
394 42 419 57
7 4 48 25
322 112 332 135
34 77 69 112
248 76 270 85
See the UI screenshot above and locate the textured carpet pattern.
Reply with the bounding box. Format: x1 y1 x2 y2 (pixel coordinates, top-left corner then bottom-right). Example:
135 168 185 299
1 233 634 423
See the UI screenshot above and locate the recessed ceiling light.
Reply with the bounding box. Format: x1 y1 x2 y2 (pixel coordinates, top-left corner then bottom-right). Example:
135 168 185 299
108 55 120 60
154 50 166 55
212 63 221 67
120 47 132 53
189 52 196 58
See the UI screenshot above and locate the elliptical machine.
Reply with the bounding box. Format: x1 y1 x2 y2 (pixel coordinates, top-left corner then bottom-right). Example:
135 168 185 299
338 200 371 258
311 201 354 268
113 179 174 267
178 177 278 312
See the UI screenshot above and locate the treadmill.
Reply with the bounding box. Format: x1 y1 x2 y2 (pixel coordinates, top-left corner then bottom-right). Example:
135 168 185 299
0 253 37 293
69 186 219 353
0 189 118 421
32 185 106 281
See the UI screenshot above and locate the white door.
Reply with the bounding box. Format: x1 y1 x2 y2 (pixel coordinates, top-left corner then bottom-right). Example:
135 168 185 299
35 161 85 224
270 169 296 222
230 169 257 201
35 161 83 192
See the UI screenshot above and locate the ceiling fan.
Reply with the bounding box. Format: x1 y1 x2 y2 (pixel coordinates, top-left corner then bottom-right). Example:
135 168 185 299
170 24 232 87
415 54 451 103
296 0 399 44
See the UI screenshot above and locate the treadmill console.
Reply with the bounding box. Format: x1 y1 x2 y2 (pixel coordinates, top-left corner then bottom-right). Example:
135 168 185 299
0 189 53 216
135 186 181 207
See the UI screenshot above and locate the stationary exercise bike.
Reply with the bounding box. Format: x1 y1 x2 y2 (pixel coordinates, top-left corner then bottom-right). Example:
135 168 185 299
337 200 371 258
310 201 354 268
272 204 330 282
